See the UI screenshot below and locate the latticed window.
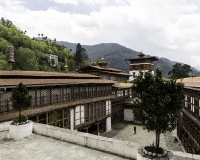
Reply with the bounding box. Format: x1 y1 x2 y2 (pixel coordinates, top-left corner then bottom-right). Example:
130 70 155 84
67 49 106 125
66 87 71 101
0 91 12 113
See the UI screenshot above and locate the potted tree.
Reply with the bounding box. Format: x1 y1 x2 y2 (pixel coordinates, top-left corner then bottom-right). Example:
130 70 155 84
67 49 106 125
133 68 184 159
9 82 32 140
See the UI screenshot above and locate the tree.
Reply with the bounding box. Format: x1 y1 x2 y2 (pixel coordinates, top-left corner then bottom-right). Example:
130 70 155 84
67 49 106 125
11 82 32 123
74 43 83 68
14 47 38 71
68 59 75 72
133 68 184 153
168 63 192 79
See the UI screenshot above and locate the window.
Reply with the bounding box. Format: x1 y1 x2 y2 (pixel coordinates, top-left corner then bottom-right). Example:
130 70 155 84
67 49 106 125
133 72 136 78
191 97 194 112
185 95 188 108
199 99 200 116
106 100 111 115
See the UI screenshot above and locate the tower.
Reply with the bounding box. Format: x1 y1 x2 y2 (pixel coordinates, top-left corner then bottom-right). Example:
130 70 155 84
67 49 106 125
127 52 158 81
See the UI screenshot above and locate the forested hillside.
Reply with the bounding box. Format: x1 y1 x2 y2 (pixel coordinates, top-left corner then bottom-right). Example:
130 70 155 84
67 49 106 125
59 41 200 78
0 18 76 72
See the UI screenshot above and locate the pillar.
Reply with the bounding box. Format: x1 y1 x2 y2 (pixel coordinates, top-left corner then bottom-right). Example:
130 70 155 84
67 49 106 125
70 108 74 130
106 117 111 132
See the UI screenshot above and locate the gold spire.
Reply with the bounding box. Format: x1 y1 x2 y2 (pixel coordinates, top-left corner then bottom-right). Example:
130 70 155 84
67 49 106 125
98 54 108 68
101 54 105 62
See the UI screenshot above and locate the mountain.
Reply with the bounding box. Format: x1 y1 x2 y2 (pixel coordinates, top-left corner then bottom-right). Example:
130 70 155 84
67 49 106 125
58 41 200 78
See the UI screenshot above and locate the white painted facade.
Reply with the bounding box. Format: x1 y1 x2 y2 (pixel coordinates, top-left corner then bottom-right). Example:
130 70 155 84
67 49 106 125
48 53 58 66
75 105 85 125
129 70 155 81
124 109 134 121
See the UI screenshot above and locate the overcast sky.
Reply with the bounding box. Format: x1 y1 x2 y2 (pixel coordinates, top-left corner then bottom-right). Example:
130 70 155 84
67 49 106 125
0 0 200 70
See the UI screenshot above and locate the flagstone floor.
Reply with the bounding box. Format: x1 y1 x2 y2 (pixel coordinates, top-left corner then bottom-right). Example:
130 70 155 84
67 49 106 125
102 121 183 152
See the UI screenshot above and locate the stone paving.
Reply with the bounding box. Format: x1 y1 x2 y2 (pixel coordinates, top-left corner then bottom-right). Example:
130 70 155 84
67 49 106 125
0 131 129 160
102 121 184 152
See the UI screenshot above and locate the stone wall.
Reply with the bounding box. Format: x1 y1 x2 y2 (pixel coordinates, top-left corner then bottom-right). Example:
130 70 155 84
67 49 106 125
1 122 200 160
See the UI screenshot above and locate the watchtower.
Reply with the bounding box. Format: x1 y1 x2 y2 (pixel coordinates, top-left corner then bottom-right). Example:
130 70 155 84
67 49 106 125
127 52 158 81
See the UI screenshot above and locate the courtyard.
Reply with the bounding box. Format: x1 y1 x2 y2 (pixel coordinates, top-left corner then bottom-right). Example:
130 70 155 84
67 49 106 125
102 121 183 152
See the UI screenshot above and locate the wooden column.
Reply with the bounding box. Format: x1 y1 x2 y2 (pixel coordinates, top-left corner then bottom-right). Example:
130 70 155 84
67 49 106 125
46 112 48 125
97 123 99 133
62 109 64 128
36 115 39 123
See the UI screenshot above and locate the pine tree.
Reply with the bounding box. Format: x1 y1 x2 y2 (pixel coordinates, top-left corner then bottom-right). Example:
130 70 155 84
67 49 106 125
74 43 83 68
11 82 32 123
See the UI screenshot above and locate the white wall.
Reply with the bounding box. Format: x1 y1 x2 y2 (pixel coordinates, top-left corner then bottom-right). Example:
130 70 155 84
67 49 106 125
0 122 200 160
124 109 134 121
129 70 155 81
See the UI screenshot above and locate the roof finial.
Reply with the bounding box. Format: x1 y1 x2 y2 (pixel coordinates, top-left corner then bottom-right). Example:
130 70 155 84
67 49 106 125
101 54 105 61
138 51 145 58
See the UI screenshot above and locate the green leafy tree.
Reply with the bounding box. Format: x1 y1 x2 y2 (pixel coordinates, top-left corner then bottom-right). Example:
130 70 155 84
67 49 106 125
133 68 184 153
168 63 192 79
0 60 8 70
14 47 38 71
11 82 32 123
0 38 10 54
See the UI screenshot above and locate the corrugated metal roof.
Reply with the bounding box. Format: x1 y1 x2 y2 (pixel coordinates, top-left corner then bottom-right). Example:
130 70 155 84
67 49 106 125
0 78 115 87
113 82 133 89
125 56 158 61
177 77 200 88
0 70 99 79
98 70 130 76
80 65 124 73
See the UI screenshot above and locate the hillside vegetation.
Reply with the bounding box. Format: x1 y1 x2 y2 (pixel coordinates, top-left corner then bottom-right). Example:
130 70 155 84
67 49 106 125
0 18 76 72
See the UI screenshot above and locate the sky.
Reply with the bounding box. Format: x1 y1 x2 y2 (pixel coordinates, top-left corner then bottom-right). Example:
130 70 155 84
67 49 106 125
0 0 200 70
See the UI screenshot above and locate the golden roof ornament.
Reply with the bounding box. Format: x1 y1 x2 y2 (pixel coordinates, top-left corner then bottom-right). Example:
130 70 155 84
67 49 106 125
64 58 68 73
101 54 105 62
98 54 108 68
8 44 15 71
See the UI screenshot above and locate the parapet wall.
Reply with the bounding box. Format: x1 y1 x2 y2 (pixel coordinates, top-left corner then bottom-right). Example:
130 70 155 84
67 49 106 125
0 121 200 160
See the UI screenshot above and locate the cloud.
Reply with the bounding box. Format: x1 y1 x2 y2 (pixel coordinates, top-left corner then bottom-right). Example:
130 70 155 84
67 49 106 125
0 0 200 70
48 0 108 6
48 0 79 5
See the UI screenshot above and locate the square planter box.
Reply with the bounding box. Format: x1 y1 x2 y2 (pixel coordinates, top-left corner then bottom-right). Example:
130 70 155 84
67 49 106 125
9 121 33 140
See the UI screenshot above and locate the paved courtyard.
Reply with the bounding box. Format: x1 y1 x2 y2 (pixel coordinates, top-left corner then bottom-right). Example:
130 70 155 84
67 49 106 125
102 121 184 152
0 131 128 160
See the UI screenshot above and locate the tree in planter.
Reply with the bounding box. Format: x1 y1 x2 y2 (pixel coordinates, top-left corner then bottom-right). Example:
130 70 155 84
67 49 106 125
11 82 32 123
133 68 184 153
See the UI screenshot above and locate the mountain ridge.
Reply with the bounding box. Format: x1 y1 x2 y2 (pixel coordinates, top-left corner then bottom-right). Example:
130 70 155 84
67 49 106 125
58 41 200 78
